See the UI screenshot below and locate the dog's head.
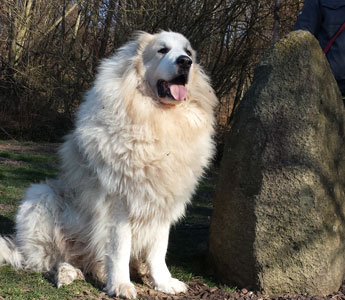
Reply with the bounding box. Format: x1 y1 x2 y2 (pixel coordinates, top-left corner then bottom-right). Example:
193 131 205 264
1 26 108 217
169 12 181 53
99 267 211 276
139 31 195 105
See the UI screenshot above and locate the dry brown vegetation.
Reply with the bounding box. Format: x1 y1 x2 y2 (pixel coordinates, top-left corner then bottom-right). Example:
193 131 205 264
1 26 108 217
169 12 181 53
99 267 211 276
0 0 303 141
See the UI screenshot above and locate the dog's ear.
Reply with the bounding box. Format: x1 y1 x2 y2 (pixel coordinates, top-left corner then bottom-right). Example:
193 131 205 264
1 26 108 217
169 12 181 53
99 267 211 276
132 31 154 53
132 32 154 77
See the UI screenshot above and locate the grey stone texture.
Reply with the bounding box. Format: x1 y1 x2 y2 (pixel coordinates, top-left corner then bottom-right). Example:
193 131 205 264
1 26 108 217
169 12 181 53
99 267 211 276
209 30 345 296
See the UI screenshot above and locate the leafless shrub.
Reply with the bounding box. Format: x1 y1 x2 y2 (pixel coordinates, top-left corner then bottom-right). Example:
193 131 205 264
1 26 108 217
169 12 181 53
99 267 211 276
0 0 302 140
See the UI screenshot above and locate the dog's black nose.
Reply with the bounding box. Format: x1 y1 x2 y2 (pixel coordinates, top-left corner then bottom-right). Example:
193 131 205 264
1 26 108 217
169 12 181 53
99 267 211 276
176 55 192 70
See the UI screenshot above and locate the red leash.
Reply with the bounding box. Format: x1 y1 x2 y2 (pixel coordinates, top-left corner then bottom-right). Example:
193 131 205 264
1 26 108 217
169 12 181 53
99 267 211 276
324 21 345 54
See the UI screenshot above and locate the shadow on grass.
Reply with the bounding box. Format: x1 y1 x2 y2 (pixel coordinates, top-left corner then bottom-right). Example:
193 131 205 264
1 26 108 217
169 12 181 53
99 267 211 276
166 169 218 284
168 224 213 281
187 205 212 218
0 215 15 235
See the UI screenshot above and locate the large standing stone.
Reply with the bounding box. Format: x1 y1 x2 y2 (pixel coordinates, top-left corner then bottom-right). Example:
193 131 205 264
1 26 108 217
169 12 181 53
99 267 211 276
209 31 345 296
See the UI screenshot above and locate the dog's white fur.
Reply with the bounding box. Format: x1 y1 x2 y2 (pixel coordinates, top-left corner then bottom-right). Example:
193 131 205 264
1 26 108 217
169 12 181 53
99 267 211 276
0 31 217 298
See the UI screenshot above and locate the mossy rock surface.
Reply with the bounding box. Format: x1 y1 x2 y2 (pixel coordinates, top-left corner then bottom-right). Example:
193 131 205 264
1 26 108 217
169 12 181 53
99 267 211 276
209 30 345 296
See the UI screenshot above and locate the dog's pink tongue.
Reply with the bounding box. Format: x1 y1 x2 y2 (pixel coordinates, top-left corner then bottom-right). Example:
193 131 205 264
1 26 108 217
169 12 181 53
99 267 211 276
170 84 187 101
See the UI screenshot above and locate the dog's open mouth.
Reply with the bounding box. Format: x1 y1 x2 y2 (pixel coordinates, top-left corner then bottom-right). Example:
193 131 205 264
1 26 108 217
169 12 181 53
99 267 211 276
157 75 188 101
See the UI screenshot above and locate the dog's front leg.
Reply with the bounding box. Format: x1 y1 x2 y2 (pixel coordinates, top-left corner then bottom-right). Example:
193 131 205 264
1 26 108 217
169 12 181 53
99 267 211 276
147 224 187 294
105 210 136 299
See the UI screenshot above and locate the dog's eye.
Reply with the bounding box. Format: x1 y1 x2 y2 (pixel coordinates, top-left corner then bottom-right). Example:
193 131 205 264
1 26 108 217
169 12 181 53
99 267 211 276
158 47 169 54
186 49 192 57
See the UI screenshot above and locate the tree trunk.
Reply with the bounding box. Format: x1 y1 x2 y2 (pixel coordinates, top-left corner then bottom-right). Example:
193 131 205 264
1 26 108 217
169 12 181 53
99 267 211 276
8 0 35 66
99 0 117 58
273 0 281 44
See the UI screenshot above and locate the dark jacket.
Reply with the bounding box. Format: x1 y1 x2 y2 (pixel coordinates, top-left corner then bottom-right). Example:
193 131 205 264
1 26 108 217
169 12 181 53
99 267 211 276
294 0 345 96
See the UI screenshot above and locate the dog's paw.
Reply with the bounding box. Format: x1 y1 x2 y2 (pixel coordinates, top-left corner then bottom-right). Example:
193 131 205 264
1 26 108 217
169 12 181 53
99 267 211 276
56 262 85 288
106 282 137 299
154 277 188 294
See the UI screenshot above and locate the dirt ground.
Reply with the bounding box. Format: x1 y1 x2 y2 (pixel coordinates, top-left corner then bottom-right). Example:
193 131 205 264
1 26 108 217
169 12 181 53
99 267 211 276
90 279 345 300
0 141 60 155
141 280 345 300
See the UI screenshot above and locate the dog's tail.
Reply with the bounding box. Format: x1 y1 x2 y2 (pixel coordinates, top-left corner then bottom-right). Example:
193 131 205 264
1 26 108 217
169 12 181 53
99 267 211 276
0 236 23 269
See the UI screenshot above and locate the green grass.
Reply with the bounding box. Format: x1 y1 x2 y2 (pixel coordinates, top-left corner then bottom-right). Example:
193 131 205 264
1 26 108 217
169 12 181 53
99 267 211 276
0 150 59 236
0 265 102 300
0 141 236 299
0 146 105 299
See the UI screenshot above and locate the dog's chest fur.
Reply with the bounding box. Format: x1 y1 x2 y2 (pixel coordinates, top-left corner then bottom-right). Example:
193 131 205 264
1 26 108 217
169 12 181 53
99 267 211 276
110 102 214 223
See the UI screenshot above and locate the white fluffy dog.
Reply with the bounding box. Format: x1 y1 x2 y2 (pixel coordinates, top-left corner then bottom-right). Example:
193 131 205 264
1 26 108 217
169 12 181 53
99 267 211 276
0 31 217 298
